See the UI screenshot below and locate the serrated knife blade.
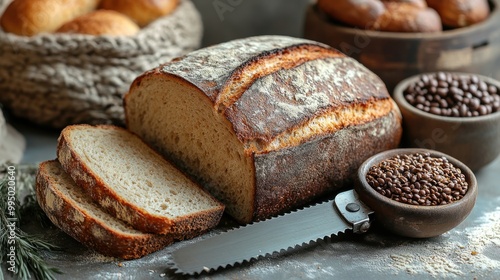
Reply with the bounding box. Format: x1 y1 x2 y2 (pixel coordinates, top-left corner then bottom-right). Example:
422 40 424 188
170 190 373 275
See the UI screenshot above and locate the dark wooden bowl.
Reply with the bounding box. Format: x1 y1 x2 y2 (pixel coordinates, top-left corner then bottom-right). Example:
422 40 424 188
303 0 500 92
393 72 500 171
355 148 478 238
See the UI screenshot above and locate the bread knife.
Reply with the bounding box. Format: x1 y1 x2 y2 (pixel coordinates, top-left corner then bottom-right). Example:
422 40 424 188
169 189 373 275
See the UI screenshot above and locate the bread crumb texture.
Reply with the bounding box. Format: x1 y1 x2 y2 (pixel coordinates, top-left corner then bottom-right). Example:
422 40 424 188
66 126 220 217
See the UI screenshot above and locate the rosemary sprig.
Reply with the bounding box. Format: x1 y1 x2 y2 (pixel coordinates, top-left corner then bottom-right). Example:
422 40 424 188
0 164 61 280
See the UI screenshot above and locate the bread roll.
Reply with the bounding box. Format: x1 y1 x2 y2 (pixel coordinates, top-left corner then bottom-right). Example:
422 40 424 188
99 0 179 27
56 10 140 36
427 0 490 28
382 0 427 8
375 2 442 32
317 0 442 32
124 36 403 224
0 0 100 36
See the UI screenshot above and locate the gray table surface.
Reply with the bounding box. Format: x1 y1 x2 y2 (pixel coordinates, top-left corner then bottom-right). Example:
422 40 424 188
2 118 499 280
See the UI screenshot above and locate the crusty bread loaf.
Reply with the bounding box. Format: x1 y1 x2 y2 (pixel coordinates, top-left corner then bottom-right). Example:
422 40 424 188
57 124 224 235
56 10 140 36
426 0 490 28
124 35 403 224
317 0 442 32
99 0 179 27
0 0 100 36
36 160 175 259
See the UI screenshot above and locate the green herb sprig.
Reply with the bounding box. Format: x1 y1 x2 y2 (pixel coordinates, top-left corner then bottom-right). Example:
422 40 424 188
0 164 61 280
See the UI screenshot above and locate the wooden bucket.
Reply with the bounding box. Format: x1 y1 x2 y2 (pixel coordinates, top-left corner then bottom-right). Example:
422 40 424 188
303 0 500 92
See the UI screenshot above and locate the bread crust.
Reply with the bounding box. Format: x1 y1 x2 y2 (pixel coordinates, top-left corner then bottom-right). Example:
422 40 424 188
36 160 174 259
157 36 342 104
57 124 224 235
253 107 402 220
0 0 101 36
223 57 392 152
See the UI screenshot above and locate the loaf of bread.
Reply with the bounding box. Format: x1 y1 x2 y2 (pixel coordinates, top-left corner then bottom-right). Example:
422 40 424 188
124 35 403 224
317 0 442 32
0 0 100 36
99 0 179 27
57 124 224 235
36 160 175 259
427 0 490 28
56 10 140 36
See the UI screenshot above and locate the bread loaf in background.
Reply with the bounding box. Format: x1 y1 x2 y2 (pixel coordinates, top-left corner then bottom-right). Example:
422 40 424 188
317 0 491 32
426 0 490 28
317 0 442 32
57 10 140 36
124 36 403 224
0 0 100 36
99 0 179 27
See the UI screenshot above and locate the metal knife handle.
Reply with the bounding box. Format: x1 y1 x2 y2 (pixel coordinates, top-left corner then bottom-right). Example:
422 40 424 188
334 190 374 234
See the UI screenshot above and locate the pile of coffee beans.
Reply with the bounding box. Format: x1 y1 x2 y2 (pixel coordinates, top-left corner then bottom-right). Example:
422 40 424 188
404 72 500 117
366 152 469 206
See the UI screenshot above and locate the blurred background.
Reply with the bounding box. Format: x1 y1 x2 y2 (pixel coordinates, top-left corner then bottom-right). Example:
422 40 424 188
191 0 312 47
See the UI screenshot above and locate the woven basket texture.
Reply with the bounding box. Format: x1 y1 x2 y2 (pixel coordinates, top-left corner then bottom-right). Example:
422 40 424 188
0 0 202 128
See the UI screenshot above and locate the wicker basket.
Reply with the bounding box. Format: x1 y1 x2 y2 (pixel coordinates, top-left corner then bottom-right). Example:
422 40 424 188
0 0 202 128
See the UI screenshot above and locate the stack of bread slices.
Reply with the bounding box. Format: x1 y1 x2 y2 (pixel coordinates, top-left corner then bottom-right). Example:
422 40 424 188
35 124 224 259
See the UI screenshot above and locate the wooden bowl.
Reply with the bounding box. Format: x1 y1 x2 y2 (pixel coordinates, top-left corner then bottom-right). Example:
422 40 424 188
303 0 500 92
355 148 478 238
393 72 500 171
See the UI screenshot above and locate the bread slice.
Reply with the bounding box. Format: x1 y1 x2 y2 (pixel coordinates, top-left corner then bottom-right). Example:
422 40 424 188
36 160 174 259
56 124 224 235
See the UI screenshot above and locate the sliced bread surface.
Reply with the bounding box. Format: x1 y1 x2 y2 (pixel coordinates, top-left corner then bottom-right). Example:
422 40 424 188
56 124 224 235
35 160 174 259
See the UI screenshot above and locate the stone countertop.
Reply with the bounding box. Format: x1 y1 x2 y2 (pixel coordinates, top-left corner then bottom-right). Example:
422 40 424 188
3 118 500 280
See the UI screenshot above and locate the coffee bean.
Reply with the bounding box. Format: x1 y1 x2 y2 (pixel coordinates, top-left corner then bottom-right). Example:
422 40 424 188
489 85 497 95
437 72 447 81
404 72 500 117
416 95 426 104
366 153 469 206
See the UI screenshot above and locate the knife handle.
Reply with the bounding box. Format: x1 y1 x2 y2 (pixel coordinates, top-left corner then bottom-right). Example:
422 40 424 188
334 190 374 234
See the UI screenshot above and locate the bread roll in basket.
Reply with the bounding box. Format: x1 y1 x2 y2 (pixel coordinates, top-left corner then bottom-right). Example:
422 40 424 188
0 0 202 128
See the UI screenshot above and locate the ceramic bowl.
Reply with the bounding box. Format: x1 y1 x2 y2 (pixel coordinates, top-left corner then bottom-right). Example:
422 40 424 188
393 72 500 171
355 148 477 238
